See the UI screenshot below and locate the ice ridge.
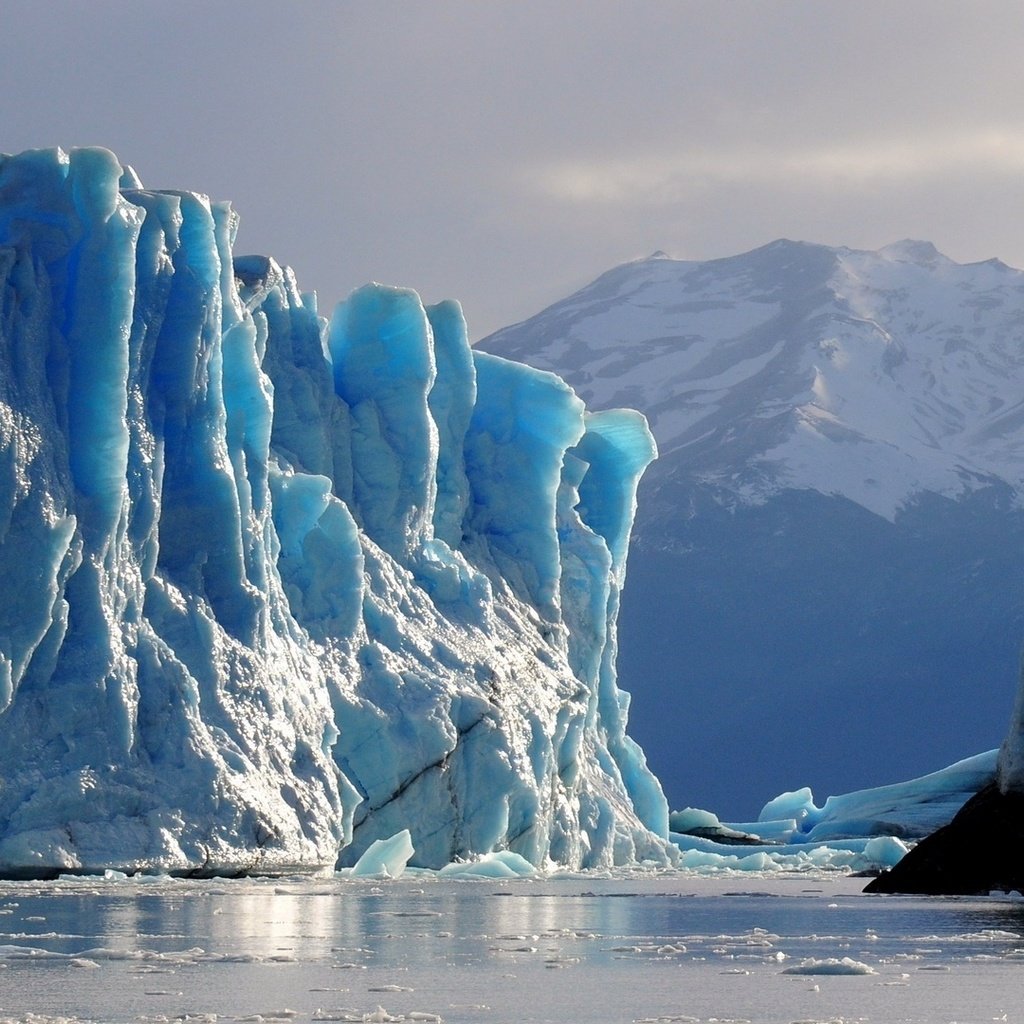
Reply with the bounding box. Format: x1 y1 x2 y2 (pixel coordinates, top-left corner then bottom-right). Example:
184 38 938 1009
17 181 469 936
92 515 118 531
0 146 670 875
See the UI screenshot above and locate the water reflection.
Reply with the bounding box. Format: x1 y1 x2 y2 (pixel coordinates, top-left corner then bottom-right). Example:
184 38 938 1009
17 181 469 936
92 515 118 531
0 875 1023 1024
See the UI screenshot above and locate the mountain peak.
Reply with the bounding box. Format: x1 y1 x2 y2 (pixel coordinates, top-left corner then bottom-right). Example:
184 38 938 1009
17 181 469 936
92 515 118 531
879 239 947 265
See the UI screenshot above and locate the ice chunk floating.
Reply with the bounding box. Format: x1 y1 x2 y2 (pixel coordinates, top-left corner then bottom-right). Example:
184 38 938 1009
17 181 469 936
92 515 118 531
0 147 671 875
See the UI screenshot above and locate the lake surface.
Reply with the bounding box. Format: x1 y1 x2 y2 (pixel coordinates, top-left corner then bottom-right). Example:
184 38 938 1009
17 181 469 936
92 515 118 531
1 872 1022 1023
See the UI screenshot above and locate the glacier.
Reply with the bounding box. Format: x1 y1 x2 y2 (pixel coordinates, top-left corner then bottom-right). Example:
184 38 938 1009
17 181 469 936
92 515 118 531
0 146 671 876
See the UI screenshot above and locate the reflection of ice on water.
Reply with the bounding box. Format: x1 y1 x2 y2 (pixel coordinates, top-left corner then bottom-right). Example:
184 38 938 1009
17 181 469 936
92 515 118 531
0 875 1022 1023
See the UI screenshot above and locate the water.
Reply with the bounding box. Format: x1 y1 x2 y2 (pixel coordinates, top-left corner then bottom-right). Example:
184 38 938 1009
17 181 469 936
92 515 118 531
1 873 1022 1023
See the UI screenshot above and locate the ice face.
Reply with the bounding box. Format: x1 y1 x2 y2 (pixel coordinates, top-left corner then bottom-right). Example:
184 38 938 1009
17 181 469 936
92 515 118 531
328 284 439 562
997 665 1024 793
424 299 475 550
465 351 587 620
0 147 669 875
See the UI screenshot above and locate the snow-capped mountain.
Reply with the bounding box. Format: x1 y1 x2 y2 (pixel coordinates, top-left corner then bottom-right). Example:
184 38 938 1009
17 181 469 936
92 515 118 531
481 240 1024 818
0 147 671 875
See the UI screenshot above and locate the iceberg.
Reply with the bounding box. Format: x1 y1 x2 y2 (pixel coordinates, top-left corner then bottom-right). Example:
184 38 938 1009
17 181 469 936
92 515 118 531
755 750 997 843
0 147 671 876
666 752 996 875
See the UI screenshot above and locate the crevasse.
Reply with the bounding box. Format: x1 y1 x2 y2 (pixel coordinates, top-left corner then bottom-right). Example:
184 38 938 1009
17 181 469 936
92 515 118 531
0 146 670 875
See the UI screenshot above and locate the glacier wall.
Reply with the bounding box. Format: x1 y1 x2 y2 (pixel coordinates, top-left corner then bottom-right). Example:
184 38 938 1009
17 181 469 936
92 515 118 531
0 146 669 875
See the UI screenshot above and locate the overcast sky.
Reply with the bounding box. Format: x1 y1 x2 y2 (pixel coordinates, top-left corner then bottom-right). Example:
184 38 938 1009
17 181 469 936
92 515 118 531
5 1 1024 339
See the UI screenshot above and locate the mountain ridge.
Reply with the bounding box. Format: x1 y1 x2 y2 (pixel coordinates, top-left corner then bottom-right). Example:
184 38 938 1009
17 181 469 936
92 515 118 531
484 239 1024 522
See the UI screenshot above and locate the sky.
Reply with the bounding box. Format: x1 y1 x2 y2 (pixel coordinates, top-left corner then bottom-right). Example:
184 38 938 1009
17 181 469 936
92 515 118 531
5 1 1024 341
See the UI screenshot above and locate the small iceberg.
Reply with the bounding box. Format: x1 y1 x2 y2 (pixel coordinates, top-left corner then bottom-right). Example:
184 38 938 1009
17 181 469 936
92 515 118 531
349 831 415 878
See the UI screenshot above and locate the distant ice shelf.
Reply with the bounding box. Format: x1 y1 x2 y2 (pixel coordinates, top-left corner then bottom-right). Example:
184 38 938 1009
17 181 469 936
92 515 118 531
0 146 670 876
667 750 998 874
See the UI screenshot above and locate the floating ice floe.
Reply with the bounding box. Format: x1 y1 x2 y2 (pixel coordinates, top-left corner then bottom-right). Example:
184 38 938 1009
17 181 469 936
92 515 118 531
781 956 877 975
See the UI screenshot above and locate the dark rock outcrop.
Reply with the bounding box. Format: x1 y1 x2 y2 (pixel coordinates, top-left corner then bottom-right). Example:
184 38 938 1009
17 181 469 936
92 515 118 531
865 782 1024 895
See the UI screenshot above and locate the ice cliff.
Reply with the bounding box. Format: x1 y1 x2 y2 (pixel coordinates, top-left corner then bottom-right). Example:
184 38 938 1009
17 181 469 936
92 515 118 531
0 146 669 876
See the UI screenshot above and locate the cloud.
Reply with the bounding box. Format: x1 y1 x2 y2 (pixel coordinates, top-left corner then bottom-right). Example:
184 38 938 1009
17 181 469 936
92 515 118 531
527 128 1024 204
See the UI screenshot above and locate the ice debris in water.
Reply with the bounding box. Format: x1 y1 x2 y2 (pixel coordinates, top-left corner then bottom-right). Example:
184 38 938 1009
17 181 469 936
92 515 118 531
0 146 670 876
361 1009 441 1024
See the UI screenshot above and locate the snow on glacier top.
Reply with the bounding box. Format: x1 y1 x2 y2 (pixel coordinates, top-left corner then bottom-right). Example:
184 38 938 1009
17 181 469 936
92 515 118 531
482 239 1024 520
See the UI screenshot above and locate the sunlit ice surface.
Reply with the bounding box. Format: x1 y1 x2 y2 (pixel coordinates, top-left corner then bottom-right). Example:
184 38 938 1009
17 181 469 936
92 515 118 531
0 874 1023 1023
